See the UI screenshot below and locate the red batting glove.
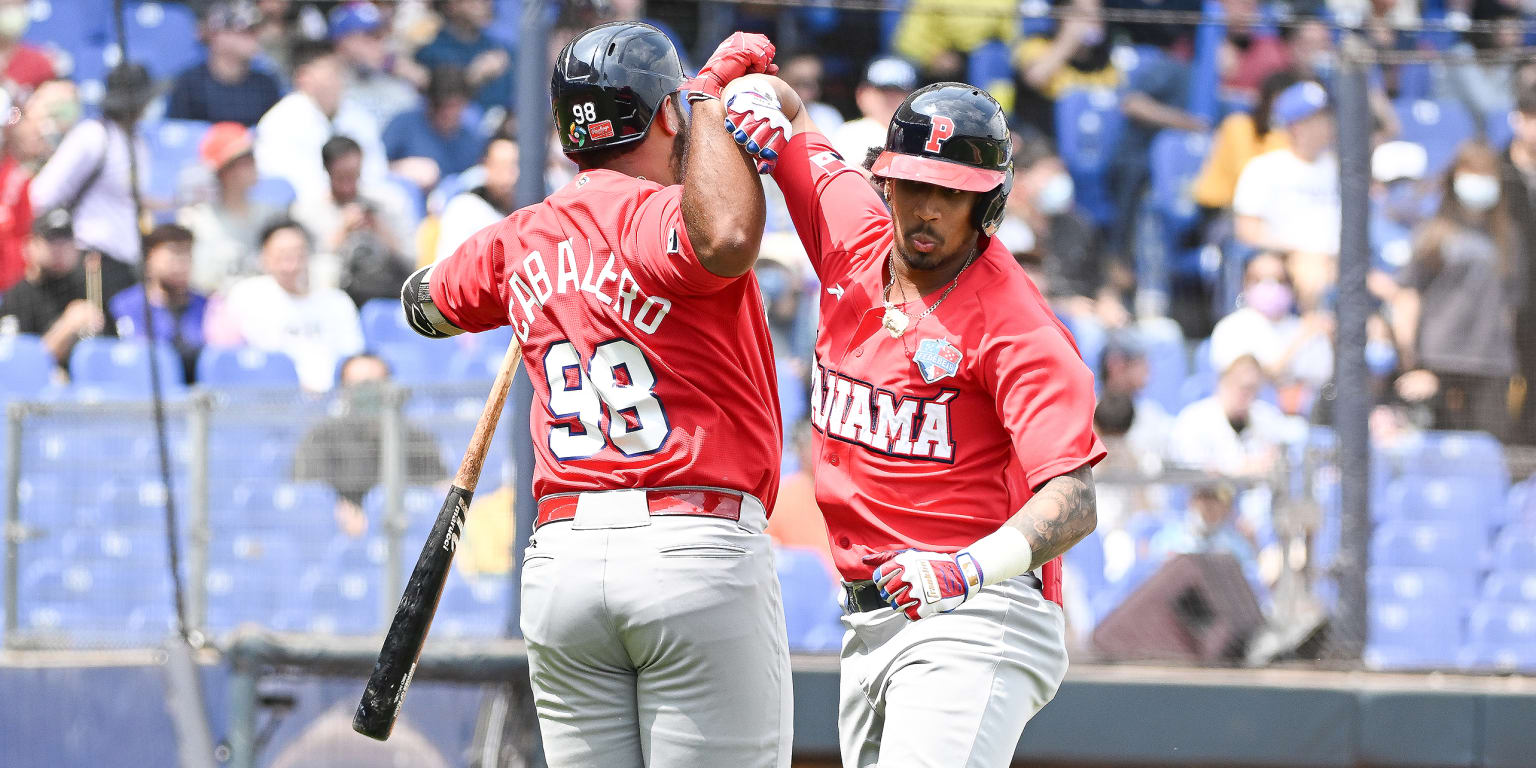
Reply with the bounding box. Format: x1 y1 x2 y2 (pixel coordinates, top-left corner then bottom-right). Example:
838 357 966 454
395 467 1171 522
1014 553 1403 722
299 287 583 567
683 32 778 100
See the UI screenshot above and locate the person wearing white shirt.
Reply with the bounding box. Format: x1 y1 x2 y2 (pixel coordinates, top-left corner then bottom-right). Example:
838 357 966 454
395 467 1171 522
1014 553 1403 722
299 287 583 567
1167 355 1304 477
254 40 389 202
1209 252 1334 411
216 219 365 392
434 135 517 263
830 56 916 171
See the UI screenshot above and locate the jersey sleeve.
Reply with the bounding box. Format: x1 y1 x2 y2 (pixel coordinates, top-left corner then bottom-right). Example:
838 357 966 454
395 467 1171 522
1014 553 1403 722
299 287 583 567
624 184 738 296
430 219 514 333
770 132 891 283
981 280 1107 491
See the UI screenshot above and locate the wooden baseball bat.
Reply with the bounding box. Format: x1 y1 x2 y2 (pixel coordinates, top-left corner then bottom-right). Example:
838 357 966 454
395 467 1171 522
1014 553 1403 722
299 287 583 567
353 339 523 741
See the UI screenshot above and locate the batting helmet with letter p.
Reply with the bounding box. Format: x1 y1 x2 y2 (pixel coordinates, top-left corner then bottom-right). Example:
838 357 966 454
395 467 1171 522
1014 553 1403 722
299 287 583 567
871 82 1013 236
551 21 685 155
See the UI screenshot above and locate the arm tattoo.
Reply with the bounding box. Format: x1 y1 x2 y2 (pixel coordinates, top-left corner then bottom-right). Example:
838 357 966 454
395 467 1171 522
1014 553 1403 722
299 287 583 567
1013 464 1098 571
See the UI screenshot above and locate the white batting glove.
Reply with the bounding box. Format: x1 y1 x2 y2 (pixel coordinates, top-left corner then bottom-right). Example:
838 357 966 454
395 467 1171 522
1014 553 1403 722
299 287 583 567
866 549 982 621
722 79 793 174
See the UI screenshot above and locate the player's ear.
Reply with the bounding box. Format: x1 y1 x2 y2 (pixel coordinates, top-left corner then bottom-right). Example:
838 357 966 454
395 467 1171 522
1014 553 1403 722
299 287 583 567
657 94 684 137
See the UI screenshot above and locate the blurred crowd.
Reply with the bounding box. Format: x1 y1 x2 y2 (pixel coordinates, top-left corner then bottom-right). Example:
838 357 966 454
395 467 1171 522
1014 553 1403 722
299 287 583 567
1 0 1535 608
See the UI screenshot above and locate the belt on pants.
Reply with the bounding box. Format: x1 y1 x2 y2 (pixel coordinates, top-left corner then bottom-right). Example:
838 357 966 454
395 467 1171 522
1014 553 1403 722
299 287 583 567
534 488 743 529
843 580 892 613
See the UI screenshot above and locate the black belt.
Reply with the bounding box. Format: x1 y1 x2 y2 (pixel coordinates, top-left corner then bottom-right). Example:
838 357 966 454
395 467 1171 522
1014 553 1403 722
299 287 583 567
843 580 891 613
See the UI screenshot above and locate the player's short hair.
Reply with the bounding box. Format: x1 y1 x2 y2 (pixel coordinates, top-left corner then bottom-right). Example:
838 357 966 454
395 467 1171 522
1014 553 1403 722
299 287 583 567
426 66 474 110
863 145 882 172
290 39 335 74
143 223 194 254
259 216 312 249
321 135 363 170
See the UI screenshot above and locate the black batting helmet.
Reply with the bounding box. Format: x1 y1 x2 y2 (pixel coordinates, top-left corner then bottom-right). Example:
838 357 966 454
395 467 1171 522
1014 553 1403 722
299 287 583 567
870 82 1013 236
551 22 685 155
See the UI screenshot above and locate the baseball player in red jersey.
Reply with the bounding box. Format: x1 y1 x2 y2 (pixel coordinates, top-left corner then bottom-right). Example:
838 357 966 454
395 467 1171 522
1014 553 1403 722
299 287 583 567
723 75 1107 766
400 24 793 767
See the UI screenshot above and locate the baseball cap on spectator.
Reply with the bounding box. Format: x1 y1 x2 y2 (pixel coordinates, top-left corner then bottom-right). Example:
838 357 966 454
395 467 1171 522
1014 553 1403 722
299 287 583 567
1372 141 1428 183
33 209 73 240
329 2 384 41
200 122 254 172
204 0 260 32
1271 81 1330 128
863 56 918 91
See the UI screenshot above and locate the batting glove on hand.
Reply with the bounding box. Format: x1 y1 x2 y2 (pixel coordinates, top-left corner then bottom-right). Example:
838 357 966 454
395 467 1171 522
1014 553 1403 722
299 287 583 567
723 79 792 173
684 32 778 100
865 549 983 621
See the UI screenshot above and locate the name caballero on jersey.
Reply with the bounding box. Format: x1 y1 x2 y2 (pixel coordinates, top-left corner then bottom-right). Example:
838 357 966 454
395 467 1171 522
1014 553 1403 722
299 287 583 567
811 360 956 462
502 238 673 341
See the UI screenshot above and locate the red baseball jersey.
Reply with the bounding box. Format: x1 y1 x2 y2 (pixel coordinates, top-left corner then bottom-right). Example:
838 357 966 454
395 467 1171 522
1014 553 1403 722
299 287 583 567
430 170 782 508
772 133 1107 599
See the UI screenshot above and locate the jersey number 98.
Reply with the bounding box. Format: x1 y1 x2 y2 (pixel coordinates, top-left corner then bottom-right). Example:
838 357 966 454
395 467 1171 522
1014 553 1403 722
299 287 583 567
544 339 670 459
572 102 598 124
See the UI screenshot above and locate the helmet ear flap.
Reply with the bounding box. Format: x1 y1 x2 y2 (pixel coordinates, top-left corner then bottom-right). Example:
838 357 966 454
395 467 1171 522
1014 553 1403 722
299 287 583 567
974 161 1013 236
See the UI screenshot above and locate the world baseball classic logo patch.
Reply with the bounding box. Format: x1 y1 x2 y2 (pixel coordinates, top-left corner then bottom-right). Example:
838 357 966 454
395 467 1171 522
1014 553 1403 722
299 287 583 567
913 338 962 383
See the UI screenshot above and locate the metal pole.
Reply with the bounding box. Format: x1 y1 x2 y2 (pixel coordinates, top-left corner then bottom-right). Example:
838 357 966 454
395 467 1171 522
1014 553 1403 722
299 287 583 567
226 664 259 768
4 402 23 641
380 383 407 629
186 392 211 634
1329 38 1373 662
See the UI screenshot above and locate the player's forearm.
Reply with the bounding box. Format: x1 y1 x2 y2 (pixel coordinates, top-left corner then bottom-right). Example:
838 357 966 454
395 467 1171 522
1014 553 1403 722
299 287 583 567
1003 463 1097 573
682 98 767 278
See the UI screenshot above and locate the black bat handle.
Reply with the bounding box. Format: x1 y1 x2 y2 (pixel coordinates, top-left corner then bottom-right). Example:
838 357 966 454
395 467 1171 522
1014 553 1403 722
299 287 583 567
353 485 473 740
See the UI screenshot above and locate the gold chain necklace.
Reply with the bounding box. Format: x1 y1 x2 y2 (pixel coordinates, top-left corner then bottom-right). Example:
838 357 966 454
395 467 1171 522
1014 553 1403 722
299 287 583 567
881 246 978 338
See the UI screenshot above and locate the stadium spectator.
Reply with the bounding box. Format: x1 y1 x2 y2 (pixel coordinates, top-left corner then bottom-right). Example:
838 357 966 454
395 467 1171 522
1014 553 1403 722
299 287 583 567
254 40 388 200
831 56 917 171
892 0 1015 79
8 79 79 168
415 0 515 111
212 218 365 392
1193 70 1297 210
165 1 283 127
765 421 836 572
252 0 328 76
0 0 56 97
0 209 108 365
293 135 412 301
1503 82 1536 442
1107 34 1208 259
293 353 445 537
108 224 206 380
433 134 515 262
179 122 282 294
0 90 30 294
779 54 844 135
1100 331 1173 463
29 64 153 278
1210 251 1334 415
1167 354 1300 477
1005 135 1128 329
1148 482 1258 575
383 66 486 190
1010 0 1118 139
331 1 422 132
1233 81 1340 309
1369 140 1430 287
1218 0 1292 104
1434 7 1523 118
268 705 450 768
1391 141 1520 438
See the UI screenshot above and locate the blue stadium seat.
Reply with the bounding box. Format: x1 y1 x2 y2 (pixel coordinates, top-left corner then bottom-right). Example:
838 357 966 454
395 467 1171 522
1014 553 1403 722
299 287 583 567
1381 430 1507 485
1366 600 1461 668
68 338 185 398
1380 476 1505 531
1368 567 1477 615
303 568 380 635
1491 526 1536 571
197 346 301 389
1487 108 1514 150
1482 569 1536 603
122 1 204 82
1457 641 1536 671
378 341 465 386
360 297 417 348
1393 99 1477 176
966 41 1014 98
1055 89 1125 228
24 0 113 98
1371 520 1482 570
1148 131 1211 280
435 571 511 638
249 176 297 209
1142 331 1188 416
775 546 843 652
141 119 211 206
1468 602 1536 646
0 334 54 400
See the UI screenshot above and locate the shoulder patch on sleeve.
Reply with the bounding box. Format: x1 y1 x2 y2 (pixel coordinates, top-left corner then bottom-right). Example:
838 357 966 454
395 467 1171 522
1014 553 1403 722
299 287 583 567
811 151 847 173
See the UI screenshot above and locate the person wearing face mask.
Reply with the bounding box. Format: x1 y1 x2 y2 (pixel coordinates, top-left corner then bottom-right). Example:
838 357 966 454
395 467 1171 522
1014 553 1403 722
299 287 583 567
0 0 56 97
1009 0 1120 140
1368 140 1430 292
1391 141 1521 438
1209 251 1335 415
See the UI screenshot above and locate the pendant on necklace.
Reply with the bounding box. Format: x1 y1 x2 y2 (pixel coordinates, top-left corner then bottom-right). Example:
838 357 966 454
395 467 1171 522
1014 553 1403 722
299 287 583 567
881 302 909 338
